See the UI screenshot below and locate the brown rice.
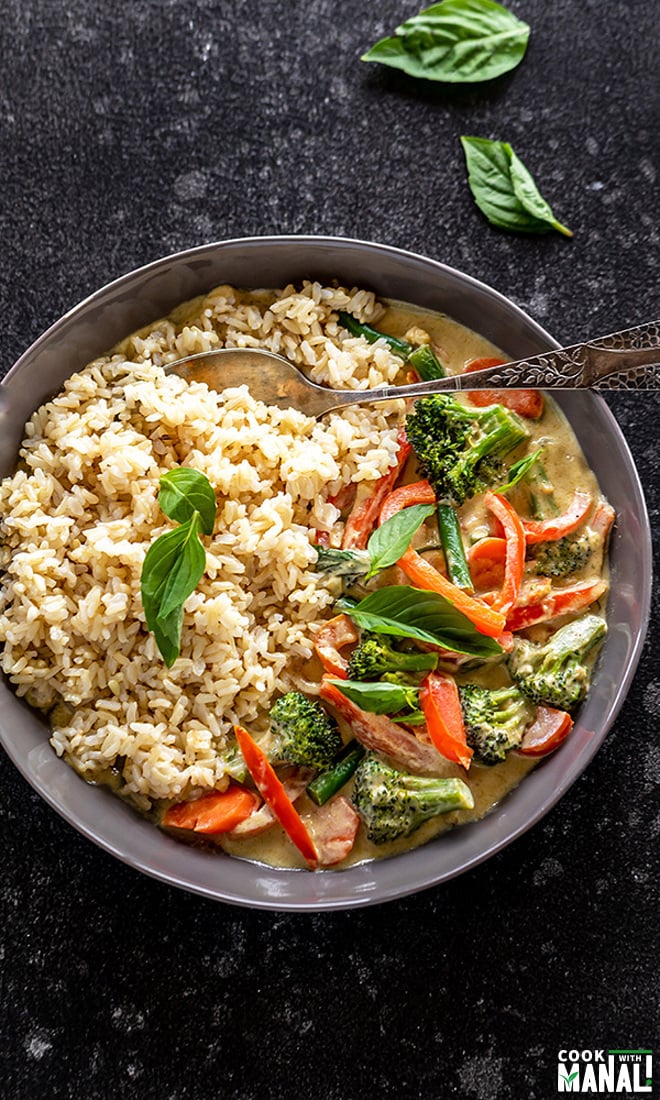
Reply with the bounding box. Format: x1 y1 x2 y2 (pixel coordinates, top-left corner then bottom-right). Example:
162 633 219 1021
0 282 406 810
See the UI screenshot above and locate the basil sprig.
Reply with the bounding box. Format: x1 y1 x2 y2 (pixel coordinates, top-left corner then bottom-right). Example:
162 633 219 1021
362 0 530 84
141 467 217 667
347 585 502 658
461 137 573 237
315 502 434 581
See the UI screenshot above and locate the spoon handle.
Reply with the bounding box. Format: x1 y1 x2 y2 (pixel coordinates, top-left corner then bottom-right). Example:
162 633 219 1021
327 321 660 412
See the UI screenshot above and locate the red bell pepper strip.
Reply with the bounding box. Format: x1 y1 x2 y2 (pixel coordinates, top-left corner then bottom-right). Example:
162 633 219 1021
378 481 506 639
162 785 260 835
342 429 412 549
522 490 592 544
467 537 506 591
328 482 357 514
483 492 526 615
419 672 473 769
591 500 615 543
234 725 318 868
519 706 574 756
378 478 436 520
506 578 608 631
464 357 544 419
313 613 359 678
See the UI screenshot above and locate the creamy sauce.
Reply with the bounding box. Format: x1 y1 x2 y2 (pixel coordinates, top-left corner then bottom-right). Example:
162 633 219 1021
211 297 609 871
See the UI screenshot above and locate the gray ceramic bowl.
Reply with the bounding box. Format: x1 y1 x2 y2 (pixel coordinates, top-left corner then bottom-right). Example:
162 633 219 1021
0 236 652 910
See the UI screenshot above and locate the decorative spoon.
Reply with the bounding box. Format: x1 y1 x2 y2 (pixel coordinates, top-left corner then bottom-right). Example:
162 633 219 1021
167 320 660 418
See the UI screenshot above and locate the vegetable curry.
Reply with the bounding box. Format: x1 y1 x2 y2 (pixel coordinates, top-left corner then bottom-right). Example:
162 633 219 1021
161 298 611 871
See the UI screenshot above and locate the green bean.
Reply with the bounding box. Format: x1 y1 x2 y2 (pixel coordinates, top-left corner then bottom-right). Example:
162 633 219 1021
337 311 413 359
436 503 473 591
407 344 446 379
306 741 366 806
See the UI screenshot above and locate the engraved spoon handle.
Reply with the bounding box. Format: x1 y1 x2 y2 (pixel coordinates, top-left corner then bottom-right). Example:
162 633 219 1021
325 321 660 413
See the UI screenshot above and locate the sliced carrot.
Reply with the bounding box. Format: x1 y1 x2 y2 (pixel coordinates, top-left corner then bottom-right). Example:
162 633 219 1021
464 357 544 419
234 726 318 868
483 493 526 615
522 490 592 544
163 785 260 835
314 613 359 678
342 429 412 549
506 578 608 631
420 672 472 769
519 706 573 756
398 550 506 638
467 537 507 591
377 481 506 639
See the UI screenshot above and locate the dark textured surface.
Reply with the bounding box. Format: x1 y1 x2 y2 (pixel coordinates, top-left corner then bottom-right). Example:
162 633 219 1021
1 2 658 1097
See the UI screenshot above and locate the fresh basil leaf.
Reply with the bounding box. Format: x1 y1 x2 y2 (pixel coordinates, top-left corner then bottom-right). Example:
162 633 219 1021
347 585 502 658
461 136 573 236
496 448 543 493
366 503 435 578
314 546 371 578
141 515 205 629
508 149 573 236
362 0 530 84
157 517 206 622
153 606 184 669
328 679 420 715
159 467 217 535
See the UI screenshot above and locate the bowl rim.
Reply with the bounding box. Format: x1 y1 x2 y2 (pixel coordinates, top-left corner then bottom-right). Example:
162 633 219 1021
0 234 653 910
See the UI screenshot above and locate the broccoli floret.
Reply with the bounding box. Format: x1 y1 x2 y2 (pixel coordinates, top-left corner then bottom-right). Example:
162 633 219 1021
405 394 529 506
529 532 595 578
346 631 438 682
352 753 474 844
268 691 342 769
508 614 607 711
459 684 535 765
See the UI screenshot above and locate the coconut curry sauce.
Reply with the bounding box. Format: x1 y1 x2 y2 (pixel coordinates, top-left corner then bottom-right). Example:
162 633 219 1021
214 299 610 871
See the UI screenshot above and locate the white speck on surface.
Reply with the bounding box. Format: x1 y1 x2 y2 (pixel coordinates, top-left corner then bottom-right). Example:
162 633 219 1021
25 1029 52 1061
642 742 660 787
586 136 599 155
588 180 605 191
533 856 564 886
173 169 209 201
643 681 660 717
639 157 656 183
458 1050 505 1100
111 1005 146 1033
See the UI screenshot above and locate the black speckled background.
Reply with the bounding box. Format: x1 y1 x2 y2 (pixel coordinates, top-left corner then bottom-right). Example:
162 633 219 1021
1 2 658 1097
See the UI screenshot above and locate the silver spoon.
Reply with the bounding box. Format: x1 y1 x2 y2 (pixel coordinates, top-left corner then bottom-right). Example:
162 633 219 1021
167 320 660 417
